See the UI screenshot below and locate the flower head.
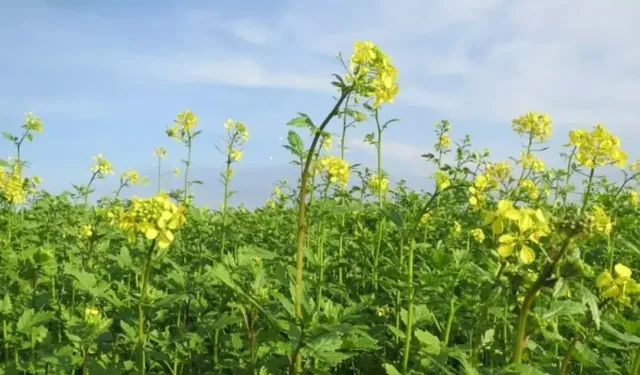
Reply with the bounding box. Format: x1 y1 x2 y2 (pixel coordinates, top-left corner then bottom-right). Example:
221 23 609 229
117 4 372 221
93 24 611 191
512 112 552 142
569 124 627 169
91 154 114 178
23 112 44 133
368 173 389 194
471 228 485 243
348 41 399 108
113 193 186 249
121 168 140 185
154 147 168 159
319 155 350 186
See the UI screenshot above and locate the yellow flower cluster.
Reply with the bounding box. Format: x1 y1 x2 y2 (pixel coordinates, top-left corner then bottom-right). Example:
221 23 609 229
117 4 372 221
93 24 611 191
80 224 93 238
630 159 640 171
419 213 430 227
319 155 350 186
569 125 627 168
453 221 462 234
0 164 25 204
23 112 44 133
230 149 243 162
511 112 552 141
435 170 451 190
519 179 539 199
520 152 545 172
91 154 114 177
631 191 638 205
154 147 167 159
485 161 512 182
167 109 199 140
322 135 333 151
348 41 399 108
596 264 640 306
590 205 613 235
368 174 389 194
471 228 485 243
469 174 498 210
113 193 186 249
173 167 180 177
84 306 102 325
438 133 451 149
224 118 250 141
484 200 550 264
121 168 140 185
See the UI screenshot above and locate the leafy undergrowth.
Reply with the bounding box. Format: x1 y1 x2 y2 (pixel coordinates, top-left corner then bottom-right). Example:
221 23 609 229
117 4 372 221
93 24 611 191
1 41 640 375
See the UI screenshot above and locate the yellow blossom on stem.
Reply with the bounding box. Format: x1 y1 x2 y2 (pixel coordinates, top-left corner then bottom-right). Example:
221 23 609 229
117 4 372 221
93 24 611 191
435 170 451 190
23 112 44 133
569 124 627 168
368 174 389 194
512 112 552 141
80 224 93 238
154 147 167 159
591 205 613 235
113 193 186 249
471 228 485 243
519 179 539 199
230 149 243 162
91 154 114 177
348 41 399 108
319 155 350 187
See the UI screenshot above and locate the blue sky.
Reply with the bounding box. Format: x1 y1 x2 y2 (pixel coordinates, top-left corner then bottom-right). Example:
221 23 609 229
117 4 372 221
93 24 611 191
1 0 639 207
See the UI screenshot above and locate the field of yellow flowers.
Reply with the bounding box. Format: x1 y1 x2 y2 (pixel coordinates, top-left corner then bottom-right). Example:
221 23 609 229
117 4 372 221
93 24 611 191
2 41 640 375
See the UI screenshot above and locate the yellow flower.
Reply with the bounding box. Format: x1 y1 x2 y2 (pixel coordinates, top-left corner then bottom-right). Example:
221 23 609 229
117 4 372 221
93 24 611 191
319 155 350 186
569 124 627 169
483 200 521 235
348 41 399 108
519 179 539 199
520 152 545 172
322 135 333 150
80 224 93 238
512 112 552 141
630 191 638 205
84 306 102 325
453 221 462 234
614 263 632 280
494 208 549 265
471 228 485 242
435 170 451 190
176 109 198 132
0 163 25 204
154 147 168 159
230 149 243 162
113 193 186 249
420 213 430 227
121 168 140 185
226 168 234 179
173 167 180 177
485 161 511 182
630 159 640 171
438 133 451 149
24 112 44 133
91 154 114 177
368 174 389 194
591 206 612 235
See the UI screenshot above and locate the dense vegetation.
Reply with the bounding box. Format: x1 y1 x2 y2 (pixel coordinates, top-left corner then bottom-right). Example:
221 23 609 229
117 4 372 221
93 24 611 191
1 41 640 375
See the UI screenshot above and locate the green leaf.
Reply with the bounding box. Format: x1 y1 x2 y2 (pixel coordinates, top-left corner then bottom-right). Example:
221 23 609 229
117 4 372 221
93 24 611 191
415 329 440 354
387 325 406 339
2 132 17 142
286 130 304 156
539 300 584 321
602 322 640 344
287 113 314 128
383 364 402 375
120 321 137 341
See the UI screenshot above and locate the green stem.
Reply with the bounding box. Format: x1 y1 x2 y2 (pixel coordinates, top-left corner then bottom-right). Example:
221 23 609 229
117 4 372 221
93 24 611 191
580 166 595 215
157 157 162 193
442 298 456 347
401 239 416 373
372 110 385 293
183 135 193 203
561 147 576 208
220 160 232 254
631 344 640 375
512 234 576 364
293 89 351 374
137 241 156 375
560 336 579 375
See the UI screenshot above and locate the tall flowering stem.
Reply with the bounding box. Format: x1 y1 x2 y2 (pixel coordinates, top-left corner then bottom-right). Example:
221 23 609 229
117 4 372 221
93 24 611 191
219 119 249 254
166 110 199 204
292 90 350 373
